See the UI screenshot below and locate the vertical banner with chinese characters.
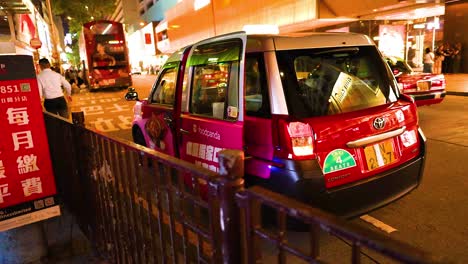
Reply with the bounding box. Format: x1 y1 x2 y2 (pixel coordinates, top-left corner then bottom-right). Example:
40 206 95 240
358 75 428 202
0 55 60 232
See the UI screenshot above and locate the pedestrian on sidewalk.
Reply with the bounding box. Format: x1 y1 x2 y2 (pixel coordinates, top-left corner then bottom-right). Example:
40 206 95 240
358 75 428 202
434 44 445 74
423 47 434 73
442 42 453 73
37 58 73 118
407 43 417 68
452 42 462 73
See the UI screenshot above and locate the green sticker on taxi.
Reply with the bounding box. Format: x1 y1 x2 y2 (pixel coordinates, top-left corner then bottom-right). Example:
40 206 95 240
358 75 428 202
323 149 356 174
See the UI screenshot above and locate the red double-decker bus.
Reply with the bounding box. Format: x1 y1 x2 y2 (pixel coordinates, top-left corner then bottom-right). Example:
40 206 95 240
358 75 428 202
79 20 132 91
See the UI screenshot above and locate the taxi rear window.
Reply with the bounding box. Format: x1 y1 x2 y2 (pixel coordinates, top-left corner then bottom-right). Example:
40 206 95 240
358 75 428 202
276 46 398 117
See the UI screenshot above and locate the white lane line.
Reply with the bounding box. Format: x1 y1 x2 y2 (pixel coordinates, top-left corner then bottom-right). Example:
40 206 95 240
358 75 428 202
360 214 398 234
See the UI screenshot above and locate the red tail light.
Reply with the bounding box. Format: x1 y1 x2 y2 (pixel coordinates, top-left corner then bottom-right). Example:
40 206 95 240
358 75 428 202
431 78 446 88
285 122 314 159
400 129 418 147
276 119 316 160
402 82 413 90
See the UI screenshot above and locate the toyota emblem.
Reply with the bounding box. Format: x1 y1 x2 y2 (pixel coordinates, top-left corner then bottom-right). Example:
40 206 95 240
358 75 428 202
373 117 386 130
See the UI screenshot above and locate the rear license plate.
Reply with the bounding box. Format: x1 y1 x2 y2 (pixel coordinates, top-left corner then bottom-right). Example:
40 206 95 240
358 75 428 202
364 139 396 171
417 81 430 91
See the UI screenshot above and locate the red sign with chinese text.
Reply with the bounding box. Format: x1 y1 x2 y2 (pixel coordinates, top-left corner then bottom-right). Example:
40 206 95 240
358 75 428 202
30 38 42 49
144 33 152 44
0 55 59 231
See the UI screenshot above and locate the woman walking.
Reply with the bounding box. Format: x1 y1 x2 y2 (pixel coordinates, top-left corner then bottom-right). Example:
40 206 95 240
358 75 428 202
423 47 434 73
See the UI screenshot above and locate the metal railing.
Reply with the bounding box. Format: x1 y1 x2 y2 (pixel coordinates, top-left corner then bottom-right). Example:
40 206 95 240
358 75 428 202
43 112 442 264
45 112 243 263
236 187 441 264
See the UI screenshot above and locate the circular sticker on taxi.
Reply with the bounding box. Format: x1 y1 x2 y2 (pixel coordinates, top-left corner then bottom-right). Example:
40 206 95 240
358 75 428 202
323 149 356 174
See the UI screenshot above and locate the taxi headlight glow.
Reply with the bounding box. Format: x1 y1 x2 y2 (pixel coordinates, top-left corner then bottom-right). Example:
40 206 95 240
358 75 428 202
134 103 142 116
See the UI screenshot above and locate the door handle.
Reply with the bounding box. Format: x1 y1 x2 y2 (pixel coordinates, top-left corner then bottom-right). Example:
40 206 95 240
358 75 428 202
164 116 174 130
180 128 190 135
346 126 406 148
164 116 173 124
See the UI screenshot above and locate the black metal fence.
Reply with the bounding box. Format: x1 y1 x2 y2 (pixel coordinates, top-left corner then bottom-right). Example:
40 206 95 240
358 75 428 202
44 112 441 264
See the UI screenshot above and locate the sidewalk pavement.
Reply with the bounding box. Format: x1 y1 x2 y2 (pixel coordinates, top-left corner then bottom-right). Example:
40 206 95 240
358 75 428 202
444 73 468 96
41 207 108 264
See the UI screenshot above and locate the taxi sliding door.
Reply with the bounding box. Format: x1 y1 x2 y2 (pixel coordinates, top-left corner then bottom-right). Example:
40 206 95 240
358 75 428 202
178 33 247 172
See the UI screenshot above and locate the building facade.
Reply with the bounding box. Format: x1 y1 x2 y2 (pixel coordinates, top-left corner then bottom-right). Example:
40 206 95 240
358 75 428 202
118 0 465 73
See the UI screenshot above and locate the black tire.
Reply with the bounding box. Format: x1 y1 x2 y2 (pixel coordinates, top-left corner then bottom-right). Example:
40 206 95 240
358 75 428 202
133 127 147 147
133 127 153 168
245 174 309 231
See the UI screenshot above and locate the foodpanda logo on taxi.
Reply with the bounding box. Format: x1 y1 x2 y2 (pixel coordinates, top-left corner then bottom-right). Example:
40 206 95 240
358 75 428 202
186 141 224 172
193 124 221 141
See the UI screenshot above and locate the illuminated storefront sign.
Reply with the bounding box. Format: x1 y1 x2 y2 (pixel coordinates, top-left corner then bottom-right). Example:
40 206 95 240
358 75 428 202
378 25 406 58
0 55 60 232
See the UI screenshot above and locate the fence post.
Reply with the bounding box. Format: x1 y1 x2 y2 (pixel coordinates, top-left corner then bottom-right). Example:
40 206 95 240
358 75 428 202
215 149 244 264
72 111 85 126
69 111 88 229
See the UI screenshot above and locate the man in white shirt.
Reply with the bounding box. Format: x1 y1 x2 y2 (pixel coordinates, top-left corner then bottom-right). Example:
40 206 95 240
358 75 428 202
37 58 72 118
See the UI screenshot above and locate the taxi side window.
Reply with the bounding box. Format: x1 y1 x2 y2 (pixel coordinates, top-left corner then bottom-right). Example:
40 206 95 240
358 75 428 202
151 67 177 105
245 54 270 117
188 39 242 120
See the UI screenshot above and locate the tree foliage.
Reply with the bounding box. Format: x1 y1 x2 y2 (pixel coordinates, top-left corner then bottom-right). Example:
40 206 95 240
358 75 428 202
52 0 116 33
51 0 116 65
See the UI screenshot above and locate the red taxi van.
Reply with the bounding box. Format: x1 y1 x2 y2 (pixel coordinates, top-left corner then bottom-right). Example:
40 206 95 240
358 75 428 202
126 32 426 217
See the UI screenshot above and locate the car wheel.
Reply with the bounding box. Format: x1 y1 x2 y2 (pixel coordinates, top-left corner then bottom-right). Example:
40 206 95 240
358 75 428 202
133 126 153 168
133 127 147 147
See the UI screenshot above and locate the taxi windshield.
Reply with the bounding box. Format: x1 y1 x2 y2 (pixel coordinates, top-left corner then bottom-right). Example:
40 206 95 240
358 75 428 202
276 46 398 118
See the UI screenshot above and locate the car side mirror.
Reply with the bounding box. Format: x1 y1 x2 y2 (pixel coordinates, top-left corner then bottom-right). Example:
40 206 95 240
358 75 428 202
393 69 403 77
125 87 139 101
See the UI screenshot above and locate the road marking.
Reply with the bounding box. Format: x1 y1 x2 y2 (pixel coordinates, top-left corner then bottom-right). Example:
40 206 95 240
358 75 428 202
360 214 398 234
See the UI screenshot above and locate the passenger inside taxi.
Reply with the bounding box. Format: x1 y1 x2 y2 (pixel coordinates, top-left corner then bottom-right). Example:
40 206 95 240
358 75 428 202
161 81 175 104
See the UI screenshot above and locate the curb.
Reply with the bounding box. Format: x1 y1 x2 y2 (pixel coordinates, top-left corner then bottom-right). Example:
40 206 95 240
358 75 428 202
446 91 468 97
